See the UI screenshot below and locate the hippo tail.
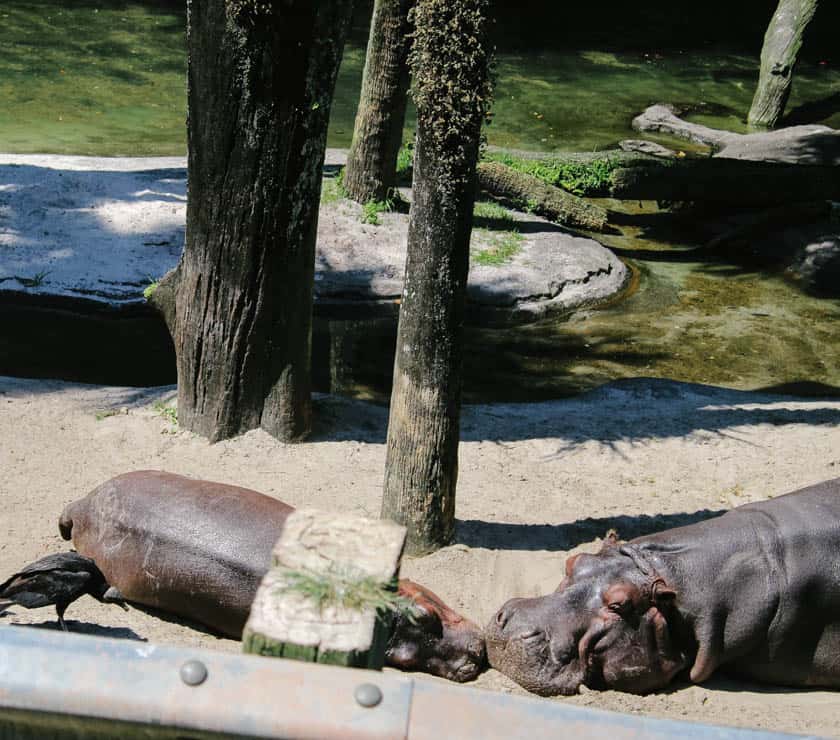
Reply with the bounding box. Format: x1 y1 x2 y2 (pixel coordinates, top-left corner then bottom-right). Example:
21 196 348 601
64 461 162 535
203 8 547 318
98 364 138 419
58 503 75 541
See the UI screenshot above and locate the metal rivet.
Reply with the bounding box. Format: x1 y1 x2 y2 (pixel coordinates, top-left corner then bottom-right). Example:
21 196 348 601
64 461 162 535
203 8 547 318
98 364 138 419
180 660 208 686
354 683 382 708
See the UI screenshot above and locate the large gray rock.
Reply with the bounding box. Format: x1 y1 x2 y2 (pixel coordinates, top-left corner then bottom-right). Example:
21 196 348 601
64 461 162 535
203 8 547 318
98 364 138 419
0 154 628 326
632 104 840 166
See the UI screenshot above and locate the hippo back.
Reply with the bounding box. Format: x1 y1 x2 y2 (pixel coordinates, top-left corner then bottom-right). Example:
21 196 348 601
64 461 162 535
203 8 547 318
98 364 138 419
60 471 293 637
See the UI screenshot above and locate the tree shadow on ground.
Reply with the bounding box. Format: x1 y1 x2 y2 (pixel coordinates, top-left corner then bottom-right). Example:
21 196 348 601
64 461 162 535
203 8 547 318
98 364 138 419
455 508 726 551
312 376 840 446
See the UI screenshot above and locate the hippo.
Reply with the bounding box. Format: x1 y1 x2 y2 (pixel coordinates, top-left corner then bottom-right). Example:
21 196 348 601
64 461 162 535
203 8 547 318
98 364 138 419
58 470 485 682
486 478 840 695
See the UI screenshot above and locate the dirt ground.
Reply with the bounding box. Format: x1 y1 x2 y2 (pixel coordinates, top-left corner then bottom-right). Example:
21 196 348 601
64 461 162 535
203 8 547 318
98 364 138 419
1 374 840 737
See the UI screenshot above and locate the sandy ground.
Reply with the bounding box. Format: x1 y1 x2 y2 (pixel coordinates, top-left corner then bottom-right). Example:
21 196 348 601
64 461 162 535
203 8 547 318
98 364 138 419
1 374 840 736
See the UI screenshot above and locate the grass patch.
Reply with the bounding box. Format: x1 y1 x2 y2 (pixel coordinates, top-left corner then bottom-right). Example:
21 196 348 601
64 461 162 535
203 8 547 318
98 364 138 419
472 200 523 265
320 175 345 206
153 399 177 426
473 231 523 265
361 198 394 226
485 152 618 196
95 409 120 421
16 270 50 288
143 280 159 300
276 567 417 620
396 141 414 178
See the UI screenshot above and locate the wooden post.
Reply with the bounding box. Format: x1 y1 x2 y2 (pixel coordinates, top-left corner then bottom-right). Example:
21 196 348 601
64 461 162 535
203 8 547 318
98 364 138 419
242 509 406 669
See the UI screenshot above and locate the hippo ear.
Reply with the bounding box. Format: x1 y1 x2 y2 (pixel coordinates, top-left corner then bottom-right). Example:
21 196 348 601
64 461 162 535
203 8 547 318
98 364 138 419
564 553 582 577
603 582 640 615
600 530 621 551
652 580 677 609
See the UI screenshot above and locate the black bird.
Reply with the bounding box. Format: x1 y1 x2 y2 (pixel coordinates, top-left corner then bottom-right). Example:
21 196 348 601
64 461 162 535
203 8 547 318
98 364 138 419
0 552 127 631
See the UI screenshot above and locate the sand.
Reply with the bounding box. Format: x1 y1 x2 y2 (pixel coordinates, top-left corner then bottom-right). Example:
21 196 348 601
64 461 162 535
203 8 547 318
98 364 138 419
2 374 839 736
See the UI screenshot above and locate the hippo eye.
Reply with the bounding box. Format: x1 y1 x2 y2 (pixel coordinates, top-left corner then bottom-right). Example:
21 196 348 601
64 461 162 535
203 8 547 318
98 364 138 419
608 600 631 616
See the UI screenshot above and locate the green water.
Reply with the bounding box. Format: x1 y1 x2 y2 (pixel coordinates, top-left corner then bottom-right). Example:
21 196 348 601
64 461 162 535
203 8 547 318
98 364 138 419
3 2 839 155
315 204 840 404
3 1 839 399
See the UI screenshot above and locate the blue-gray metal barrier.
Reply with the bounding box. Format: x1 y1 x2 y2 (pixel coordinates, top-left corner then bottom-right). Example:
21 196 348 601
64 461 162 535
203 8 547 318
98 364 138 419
0 625 820 739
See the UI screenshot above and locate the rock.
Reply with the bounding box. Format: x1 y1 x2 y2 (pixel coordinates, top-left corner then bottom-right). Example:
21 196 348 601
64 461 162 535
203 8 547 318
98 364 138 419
618 139 679 159
632 104 840 166
787 229 840 296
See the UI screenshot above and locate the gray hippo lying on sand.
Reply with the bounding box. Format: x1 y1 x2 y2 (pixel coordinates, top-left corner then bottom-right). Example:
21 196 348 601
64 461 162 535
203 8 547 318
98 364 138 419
57 470 486 682
487 478 840 695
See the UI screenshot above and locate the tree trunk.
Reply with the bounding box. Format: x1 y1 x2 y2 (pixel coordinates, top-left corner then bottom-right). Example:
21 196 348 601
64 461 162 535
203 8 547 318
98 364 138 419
343 0 415 203
748 0 819 129
476 162 610 232
172 0 353 442
382 0 492 555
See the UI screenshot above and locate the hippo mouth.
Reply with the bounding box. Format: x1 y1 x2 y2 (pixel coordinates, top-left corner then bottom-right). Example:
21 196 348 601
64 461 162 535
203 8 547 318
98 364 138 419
485 627 590 696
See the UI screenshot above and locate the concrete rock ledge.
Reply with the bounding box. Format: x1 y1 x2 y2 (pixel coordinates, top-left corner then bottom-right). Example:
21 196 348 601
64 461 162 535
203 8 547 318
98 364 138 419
0 154 628 328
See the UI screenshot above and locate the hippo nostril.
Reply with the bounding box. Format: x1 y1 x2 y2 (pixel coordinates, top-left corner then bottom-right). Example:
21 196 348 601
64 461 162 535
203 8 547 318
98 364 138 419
495 608 510 628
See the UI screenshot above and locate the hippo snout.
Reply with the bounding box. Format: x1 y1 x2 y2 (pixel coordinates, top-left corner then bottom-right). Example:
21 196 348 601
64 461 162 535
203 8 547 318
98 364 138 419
485 595 588 697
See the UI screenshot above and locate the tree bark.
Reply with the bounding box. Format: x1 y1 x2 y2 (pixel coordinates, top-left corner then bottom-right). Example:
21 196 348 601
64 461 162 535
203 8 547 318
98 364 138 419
748 0 820 129
172 0 353 442
343 0 415 203
476 162 610 232
382 0 492 555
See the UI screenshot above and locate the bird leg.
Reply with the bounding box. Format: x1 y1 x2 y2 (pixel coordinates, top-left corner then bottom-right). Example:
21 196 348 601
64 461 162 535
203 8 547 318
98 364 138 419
56 604 69 632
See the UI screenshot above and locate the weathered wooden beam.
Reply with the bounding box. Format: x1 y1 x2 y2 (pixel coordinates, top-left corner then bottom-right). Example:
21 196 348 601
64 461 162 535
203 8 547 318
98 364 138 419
242 509 407 669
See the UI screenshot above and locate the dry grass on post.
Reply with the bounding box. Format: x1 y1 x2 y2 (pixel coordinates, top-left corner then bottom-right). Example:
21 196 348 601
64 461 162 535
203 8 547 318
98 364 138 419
242 509 407 669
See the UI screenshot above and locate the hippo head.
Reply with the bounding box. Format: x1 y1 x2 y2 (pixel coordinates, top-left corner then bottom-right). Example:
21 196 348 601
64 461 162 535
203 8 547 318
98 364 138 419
387 580 487 682
485 539 689 695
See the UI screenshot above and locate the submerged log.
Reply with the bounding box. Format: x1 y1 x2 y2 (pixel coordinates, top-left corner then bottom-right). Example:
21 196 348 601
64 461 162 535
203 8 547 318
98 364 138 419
476 162 610 232
609 158 840 206
705 201 831 251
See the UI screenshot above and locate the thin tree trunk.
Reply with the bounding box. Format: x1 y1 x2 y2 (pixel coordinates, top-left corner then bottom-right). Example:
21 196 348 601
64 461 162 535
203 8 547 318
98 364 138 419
382 0 492 555
748 0 819 129
343 0 415 203
172 0 353 442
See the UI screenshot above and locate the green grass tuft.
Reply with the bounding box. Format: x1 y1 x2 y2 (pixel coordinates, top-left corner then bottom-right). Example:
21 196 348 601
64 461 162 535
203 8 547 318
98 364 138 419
320 176 345 206
276 567 418 620
472 199 523 265
396 141 414 177
16 270 50 288
153 400 177 426
361 198 394 226
473 231 523 265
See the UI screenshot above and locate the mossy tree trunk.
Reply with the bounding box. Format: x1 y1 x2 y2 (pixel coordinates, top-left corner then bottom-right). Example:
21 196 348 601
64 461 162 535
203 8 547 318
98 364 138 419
343 0 415 203
381 0 492 555
167 0 353 442
748 0 819 129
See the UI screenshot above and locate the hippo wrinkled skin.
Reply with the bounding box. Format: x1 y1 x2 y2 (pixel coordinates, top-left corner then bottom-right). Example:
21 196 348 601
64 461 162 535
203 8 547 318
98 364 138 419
60 470 486 682
487 478 840 695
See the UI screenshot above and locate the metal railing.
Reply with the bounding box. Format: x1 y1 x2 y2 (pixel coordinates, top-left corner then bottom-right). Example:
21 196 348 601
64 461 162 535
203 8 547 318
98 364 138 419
0 626 817 739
